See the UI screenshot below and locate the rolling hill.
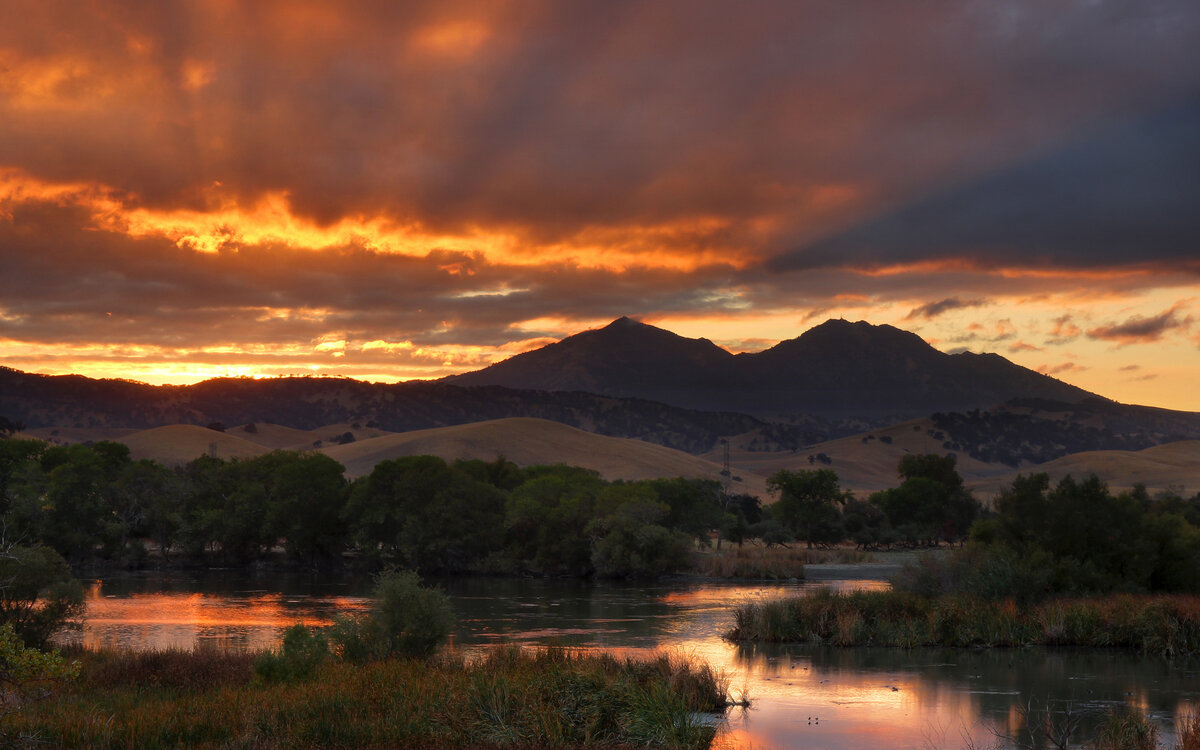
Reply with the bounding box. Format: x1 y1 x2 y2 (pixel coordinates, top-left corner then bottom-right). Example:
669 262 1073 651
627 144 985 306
320 417 769 496
969 440 1200 496
114 425 270 465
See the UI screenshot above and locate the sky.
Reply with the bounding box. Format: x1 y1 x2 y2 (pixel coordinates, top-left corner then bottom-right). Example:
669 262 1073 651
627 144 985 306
2 0 1199 410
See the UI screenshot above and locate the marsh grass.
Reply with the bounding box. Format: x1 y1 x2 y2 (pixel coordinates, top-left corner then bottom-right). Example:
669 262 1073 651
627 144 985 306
728 590 1200 656
9 646 727 749
691 544 876 579
1178 712 1200 750
1090 709 1160 750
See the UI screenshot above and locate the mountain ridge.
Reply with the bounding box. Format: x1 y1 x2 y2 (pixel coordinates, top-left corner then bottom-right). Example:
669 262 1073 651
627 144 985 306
447 317 1096 418
5 318 1198 462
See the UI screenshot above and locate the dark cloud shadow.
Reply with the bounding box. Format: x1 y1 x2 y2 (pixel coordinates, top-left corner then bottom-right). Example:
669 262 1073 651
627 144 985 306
769 94 1200 272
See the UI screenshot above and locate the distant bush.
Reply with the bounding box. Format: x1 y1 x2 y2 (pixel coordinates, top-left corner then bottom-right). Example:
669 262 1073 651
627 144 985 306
328 569 453 661
254 624 329 683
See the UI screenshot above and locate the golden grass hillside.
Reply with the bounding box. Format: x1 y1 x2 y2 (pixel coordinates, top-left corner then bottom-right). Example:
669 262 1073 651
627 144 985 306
968 440 1200 496
227 422 317 450
22 426 140 445
707 419 1010 496
115 425 270 465
321 417 768 495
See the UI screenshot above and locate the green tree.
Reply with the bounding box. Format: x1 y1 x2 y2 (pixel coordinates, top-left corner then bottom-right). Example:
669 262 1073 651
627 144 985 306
345 456 505 571
504 469 603 574
31 443 130 560
0 544 84 648
645 477 724 544
267 452 348 564
179 455 277 564
110 458 181 563
0 438 43 514
766 469 848 548
587 487 692 578
873 454 979 545
454 456 527 491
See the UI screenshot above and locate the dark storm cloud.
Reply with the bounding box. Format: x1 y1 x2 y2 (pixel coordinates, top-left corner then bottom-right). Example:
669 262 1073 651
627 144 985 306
905 298 987 321
1086 305 1192 345
770 94 1200 273
3 0 1200 248
3 0 1200 379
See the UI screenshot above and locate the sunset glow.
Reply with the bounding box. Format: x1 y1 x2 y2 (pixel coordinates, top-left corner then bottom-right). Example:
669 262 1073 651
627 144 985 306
2 1 1198 409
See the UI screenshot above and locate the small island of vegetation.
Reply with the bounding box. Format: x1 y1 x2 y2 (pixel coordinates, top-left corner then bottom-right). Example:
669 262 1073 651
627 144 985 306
729 468 1200 657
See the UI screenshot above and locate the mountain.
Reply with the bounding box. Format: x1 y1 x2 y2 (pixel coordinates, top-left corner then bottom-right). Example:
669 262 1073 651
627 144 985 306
447 316 738 408
448 317 1096 420
5 318 1197 461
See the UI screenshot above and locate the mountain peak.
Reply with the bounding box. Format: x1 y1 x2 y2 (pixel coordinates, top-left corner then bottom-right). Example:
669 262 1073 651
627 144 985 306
447 316 1097 418
445 316 734 406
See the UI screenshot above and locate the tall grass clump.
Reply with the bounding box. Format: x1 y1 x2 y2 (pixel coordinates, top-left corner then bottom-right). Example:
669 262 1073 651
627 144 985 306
1177 711 1200 750
10 646 727 749
727 589 1200 656
1089 709 1159 750
73 646 253 690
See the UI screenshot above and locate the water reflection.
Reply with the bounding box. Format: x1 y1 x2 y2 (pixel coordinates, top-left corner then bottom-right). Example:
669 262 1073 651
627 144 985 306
66 574 1200 749
66 572 371 652
726 644 1200 749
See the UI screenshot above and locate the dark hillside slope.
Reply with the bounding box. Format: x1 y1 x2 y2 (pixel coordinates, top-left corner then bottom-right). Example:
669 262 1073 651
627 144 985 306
0 367 761 454
448 316 740 409
449 318 1097 420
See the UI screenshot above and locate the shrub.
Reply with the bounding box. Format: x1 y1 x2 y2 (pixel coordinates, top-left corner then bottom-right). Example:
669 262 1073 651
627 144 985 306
253 624 329 683
0 544 85 648
0 622 78 736
328 568 453 661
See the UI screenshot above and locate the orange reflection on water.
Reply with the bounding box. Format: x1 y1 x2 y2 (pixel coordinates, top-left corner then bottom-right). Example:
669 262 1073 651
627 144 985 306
659 578 889 608
71 581 369 652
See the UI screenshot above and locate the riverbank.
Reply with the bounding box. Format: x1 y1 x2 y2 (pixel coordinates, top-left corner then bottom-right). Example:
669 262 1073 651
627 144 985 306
727 589 1200 657
7 646 728 749
687 543 895 580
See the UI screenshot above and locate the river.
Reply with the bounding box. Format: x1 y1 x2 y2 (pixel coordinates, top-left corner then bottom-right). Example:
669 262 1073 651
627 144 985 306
63 571 1200 749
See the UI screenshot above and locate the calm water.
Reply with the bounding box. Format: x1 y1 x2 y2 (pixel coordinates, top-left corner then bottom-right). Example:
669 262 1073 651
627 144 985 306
64 572 1200 750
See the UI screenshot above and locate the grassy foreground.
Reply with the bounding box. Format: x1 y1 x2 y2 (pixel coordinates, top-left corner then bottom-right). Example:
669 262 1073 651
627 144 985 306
726 589 1200 657
8 646 727 749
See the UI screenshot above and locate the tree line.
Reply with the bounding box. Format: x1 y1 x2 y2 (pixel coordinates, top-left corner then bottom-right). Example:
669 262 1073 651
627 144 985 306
3 435 1197 596
0 438 746 578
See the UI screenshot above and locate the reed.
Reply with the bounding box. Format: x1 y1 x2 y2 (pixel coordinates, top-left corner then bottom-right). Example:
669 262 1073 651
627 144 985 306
1089 709 1159 750
727 590 1200 656
1178 711 1200 750
8 646 727 749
